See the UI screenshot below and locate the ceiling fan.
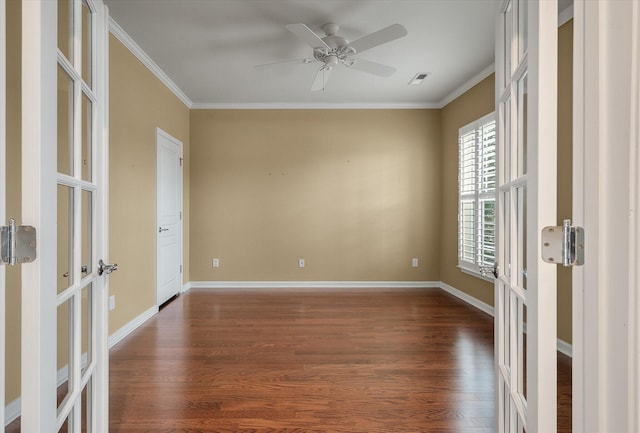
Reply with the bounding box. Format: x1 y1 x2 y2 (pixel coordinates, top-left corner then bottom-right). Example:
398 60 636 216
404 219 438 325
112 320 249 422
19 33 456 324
255 22 408 91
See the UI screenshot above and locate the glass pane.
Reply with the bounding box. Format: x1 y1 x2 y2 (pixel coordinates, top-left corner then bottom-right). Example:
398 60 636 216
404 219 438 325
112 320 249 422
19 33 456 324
503 284 511 368
501 97 512 181
517 186 527 290
81 283 93 376
518 73 528 176
480 199 496 266
81 94 93 181
57 414 71 433
82 1 93 87
57 65 74 176
82 190 93 275
501 191 511 278
521 303 528 400
58 0 73 62
504 0 513 81
57 296 74 411
518 0 528 59
57 185 74 294
82 378 92 431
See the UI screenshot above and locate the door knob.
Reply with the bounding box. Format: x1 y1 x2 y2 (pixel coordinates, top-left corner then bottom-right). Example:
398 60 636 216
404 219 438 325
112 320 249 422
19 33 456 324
98 259 118 276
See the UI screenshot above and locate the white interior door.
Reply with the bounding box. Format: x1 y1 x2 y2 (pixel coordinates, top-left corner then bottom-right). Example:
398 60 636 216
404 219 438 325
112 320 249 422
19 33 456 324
156 128 183 306
495 1 558 432
21 0 110 431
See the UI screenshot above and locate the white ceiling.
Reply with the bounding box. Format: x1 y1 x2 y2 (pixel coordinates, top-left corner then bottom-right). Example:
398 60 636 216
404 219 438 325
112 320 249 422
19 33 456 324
105 0 504 107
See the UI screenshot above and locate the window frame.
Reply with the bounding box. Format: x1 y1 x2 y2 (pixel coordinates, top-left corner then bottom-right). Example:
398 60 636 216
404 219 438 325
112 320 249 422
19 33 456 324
457 112 497 280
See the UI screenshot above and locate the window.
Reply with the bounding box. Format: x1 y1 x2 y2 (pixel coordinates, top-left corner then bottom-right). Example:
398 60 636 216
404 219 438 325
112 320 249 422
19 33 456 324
458 113 496 277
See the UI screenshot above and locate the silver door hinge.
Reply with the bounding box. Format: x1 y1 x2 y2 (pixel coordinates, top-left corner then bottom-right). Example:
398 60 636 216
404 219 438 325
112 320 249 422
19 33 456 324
1 218 37 265
179 265 183 273
541 219 584 266
179 211 182 220
179 157 183 166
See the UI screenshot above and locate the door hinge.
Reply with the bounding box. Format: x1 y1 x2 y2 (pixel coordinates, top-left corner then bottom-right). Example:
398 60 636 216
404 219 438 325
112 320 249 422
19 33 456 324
541 219 584 266
179 157 183 167
179 264 183 273
179 211 182 220
0 218 37 265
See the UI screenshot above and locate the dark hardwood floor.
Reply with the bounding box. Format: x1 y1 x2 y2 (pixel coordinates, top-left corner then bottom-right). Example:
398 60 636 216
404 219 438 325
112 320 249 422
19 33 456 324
7 288 572 432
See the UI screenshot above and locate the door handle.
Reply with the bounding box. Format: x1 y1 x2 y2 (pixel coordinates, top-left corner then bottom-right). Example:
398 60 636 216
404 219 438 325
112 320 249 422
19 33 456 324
98 259 118 276
158 227 169 233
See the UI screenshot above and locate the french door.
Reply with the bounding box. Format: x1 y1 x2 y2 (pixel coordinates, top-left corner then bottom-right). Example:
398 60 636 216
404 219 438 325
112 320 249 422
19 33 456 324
495 1 557 432
0 0 6 429
21 0 110 431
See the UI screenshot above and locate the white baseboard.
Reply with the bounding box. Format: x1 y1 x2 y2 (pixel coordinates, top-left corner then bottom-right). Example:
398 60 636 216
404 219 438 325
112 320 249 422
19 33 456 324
4 396 20 427
181 282 191 293
438 281 495 316
189 281 440 290
557 338 573 358
439 281 573 358
108 305 158 349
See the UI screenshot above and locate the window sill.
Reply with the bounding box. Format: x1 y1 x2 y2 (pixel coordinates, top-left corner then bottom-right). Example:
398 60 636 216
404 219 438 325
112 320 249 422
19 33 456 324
458 265 495 283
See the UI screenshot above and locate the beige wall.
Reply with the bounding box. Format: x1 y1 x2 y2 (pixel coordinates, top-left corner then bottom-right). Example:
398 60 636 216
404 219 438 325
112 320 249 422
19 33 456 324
440 75 496 306
557 20 573 344
189 109 442 281
439 20 574 342
108 35 190 334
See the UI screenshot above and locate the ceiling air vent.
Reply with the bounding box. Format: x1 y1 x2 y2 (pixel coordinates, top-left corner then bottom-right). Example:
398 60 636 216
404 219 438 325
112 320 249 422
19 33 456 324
408 72 431 85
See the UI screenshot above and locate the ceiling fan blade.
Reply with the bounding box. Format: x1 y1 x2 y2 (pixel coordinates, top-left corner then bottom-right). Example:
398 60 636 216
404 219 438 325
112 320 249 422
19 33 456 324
286 23 331 50
311 66 333 92
347 24 408 54
255 58 315 69
348 58 396 77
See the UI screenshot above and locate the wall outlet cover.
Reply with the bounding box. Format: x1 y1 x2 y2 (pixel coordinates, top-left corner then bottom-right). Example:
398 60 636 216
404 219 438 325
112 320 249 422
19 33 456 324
298 258 305 268
109 295 116 311
213 258 220 268
412 258 419 267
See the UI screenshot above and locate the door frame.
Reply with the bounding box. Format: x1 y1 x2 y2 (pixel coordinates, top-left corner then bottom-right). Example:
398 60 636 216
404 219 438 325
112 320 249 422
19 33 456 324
0 0 5 426
572 1 640 432
155 127 183 307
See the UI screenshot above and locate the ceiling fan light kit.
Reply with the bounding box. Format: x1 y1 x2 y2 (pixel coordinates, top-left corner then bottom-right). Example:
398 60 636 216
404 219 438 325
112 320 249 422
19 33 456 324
255 22 408 92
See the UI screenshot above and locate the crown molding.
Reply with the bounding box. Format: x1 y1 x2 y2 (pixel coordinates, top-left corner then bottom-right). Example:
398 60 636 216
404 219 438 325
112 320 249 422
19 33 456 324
190 102 441 110
108 18 193 108
437 63 496 109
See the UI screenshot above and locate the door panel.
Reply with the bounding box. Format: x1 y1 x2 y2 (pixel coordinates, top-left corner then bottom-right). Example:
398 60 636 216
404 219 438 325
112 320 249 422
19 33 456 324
0 0 5 428
495 0 557 432
156 129 183 306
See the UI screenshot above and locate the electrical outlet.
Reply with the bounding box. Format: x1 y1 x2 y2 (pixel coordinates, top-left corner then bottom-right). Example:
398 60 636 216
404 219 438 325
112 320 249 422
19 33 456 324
412 258 419 268
213 258 220 268
109 295 115 311
298 258 305 268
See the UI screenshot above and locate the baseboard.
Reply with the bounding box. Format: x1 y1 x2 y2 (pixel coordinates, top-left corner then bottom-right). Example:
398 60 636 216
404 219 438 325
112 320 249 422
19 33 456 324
189 281 440 290
438 281 495 316
4 396 20 427
181 282 191 293
438 281 573 358
557 338 573 358
108 305 158 349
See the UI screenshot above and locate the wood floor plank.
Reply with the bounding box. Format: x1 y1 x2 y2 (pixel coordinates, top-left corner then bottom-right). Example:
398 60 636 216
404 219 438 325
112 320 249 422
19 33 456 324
5 287 571 432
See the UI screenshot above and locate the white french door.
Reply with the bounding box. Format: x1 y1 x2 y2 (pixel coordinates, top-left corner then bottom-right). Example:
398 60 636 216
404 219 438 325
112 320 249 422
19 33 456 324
495 1 558 432
21 0 110 431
